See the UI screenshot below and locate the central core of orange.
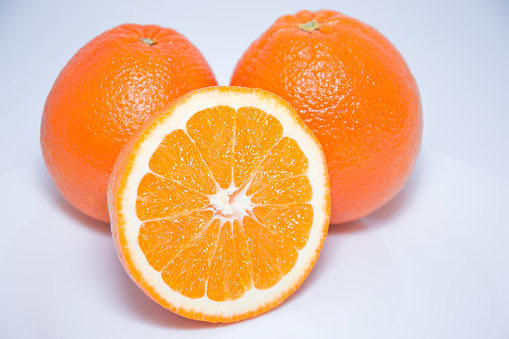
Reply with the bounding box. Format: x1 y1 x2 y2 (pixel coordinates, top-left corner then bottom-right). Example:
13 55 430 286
209 186 253 219
210 189 234 215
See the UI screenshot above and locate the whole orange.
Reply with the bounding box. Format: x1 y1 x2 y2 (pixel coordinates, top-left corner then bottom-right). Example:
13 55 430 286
41 24 217 222
231 10 423 224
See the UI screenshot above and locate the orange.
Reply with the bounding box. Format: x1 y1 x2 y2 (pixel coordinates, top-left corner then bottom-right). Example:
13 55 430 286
108 86 330 322
231 10 423 224
40 24 217 222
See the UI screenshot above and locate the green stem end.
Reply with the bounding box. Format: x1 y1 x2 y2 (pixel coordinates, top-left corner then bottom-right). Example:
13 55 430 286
140 38 156 46
299 20 322 33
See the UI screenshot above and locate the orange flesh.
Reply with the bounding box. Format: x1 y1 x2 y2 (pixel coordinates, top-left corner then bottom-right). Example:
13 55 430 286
136 106 313 301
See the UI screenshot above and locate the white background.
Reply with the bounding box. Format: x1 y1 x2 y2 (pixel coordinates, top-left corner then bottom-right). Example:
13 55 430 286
0 0 508 338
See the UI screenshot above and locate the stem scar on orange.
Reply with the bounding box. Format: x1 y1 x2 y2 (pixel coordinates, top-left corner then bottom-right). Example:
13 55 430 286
231 9 423 224
41 24 217 222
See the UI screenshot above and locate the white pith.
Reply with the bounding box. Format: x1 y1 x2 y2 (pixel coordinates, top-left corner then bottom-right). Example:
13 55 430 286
209 189 234 215
118 88 329 318
208 183 253 220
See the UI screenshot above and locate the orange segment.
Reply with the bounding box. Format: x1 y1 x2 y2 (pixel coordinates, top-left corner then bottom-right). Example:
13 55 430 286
232 219 254 291
136 173 209 221
233 107 283 188
186 106 235 189
251 175 313 205
207 221 246 301
247 137 308 195
161 219 221 299
139 210 214 271
242 216 298 290
149 129 216 195
252 204 313 250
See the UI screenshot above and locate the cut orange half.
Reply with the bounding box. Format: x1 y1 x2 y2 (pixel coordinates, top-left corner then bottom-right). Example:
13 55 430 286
107 86 330 323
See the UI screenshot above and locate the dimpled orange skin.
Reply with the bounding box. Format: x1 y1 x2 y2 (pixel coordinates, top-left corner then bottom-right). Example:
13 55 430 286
231 10 423 224
41 24 217 222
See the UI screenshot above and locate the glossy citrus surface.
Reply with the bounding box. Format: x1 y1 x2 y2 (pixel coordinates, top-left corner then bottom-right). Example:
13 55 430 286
108 86 330 322
41 24 217 222
231 10 423 224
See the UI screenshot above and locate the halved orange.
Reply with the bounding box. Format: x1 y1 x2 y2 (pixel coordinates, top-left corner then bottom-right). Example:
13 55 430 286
107 86 330 322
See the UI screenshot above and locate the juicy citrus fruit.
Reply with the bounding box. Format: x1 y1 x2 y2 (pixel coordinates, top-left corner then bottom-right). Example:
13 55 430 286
231 10 423 224
108 86 330 322
41 24 217 222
